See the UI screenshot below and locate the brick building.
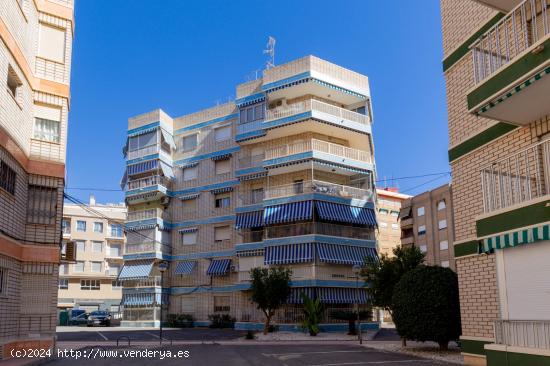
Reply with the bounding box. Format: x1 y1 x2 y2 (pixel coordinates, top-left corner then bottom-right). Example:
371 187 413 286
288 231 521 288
376 188 411 257
440 1 550 365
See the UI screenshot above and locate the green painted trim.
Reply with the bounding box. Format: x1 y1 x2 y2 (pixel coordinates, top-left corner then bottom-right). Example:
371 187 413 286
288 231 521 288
448 122 517 162
461 339 492 356
454 240 480 258
487 349 550 366
467 37 550 110
477 200 550 237
442 13 505 72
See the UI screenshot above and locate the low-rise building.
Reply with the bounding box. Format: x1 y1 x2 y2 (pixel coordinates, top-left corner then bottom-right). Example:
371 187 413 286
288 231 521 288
376 188 411 257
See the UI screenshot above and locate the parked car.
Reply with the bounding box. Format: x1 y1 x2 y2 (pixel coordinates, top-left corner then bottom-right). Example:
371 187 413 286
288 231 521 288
68 309 88 326
87 311 111 327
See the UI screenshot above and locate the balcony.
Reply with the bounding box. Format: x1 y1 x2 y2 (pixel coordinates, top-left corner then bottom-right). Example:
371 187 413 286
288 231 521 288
237 154 265 172
480 139 549 213
127 144 169 160
401 235 414 246
240 230 265 243
123 276 162 288
494 320 550 349
266 222 375 241
127 175 170 191
468 0 550 124
239 190 265 206
400 217 413 229
125 242 171 255
265 180 373 202
127 208 170 223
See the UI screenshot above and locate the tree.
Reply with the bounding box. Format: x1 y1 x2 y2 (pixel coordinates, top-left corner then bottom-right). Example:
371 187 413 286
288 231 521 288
330 310 372 335
392 266 461 350
301 293 323 336
249 267 292 334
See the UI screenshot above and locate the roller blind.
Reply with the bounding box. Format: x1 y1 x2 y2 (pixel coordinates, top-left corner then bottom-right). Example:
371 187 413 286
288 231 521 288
35 104 61 121
38 23 66 63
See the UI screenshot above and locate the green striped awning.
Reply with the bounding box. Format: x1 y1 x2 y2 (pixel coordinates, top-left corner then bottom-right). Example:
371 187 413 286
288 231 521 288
482 223 550 253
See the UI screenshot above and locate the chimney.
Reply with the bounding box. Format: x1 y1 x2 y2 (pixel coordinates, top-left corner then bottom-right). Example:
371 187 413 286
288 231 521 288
89 194 96 206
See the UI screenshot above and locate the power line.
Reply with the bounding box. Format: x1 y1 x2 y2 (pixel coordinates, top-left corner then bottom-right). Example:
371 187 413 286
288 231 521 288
374 171 450 183
65 187 122 192
400 173 450 194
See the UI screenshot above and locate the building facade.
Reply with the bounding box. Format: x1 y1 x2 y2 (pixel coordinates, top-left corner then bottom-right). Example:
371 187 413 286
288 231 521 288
399 184 455 270
0 0 74 359
375 188 411 257
58 196 126 313
440 1 550 365
119 55 379 331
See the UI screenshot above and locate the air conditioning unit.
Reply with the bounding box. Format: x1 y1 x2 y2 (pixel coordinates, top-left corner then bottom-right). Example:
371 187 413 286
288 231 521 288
230 265 239 273
160 196 170 206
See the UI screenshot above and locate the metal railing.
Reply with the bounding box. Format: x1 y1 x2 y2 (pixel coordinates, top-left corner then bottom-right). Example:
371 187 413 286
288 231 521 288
238 154 265 169
481 139 550 212
127 144 170 160
125 242 171 254
265 180 373 201
127 175 170 191
127 208 170 222
471 0 550 84
494 320 550 349
123 276 162 287
265 138 371 163
266 222 375 240
239 191 265 206
265 99 369 125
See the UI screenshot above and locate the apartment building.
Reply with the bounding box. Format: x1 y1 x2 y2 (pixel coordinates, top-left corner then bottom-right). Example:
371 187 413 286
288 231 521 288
376 188 411 257
0 0 74 359
119 55 379 331
58 196 126 313
440 1 550 365
399 184 455 269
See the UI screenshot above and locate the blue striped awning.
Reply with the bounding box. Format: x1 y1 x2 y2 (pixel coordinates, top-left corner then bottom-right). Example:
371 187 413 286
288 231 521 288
178 227 198 234
179 193 200 200
160 129 176 150
207 259 231 276
287 287 315 304
235 210 264 229
313 160 371 174
315 201 377 226
127 126 158 137
175 261 196 275
118 260 154 280
125 223 157 230
264 201 313 225
181 162 199 169
264 243 314 265
238 171 268 181
122 293 168 306
287 287 370 304
127 160 158 175
160 161 175 179
211 153 232 161
317 243 378 265
210 186 234 194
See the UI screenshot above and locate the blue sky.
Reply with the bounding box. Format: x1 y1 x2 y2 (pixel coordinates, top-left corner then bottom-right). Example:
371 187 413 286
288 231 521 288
65 0 450 204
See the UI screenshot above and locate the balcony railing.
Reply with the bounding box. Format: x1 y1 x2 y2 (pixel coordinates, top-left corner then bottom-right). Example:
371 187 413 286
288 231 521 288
266 222 375 240
481 139 550 213
265 138 371 163
125 242 171 255
127 208 170 222
123 276 162 287
239 191 265 206
471 0 550 84
265 99 370 125
127 144 169 160
494 320 550 349
127 175 170 191
265 180 373 201
240 230 265 243
238 154 265 170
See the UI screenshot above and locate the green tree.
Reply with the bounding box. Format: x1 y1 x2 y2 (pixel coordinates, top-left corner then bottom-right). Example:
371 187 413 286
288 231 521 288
249 267 292 334
330 310 372 335
392 266 461 350
301 293 324 336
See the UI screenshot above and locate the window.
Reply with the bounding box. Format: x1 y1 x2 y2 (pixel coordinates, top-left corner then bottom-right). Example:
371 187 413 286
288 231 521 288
27 185 57 225
81 279 100 290
0 268 7 296
93 222 103 233
251 188 264 204
112 280 122 289
182 134 198 151
110 224 123 237
378 208 389 215
0 161 16 195
182 231 197 245
379 222 388 228
438 219 447 230
128 130 157 151
440 240 449 251
38 23 66 63
441 261 450 268
391 223 399 230
92 241 103 253
108 265 120 276
183 166 198 181
419 245 427 253
7 65 22 103
418 225 426 235
417 207 425 217
58 278 68 289
59 263 67 275
437 200 446 211
73 261 84 272
183 199 197 214
214 296 230 312
353 106 366 115
76 220 86 232
214 226 231 242
62 219 70 234
240 102 265 124
214 125 231 142
215 193 231 208
108 244 121 257
90 262 102 273
75 240 85 253
215 159 231 175
293 180 304 194
34 104 61 143
390 211 399 217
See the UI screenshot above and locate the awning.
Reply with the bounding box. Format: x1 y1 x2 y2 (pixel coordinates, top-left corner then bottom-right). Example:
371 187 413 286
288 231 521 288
210 186 234 194
211 153 232 161
127 126 158 137
179 193 200 200
287 287 370 304
178 227 198 234
399 206 412 220
235 210 264 229
122 138 129 158
287 287 315 304
238 172 268 181
159 161 175 179
174 261 196 275
118 260 154 280
313 160 372 174
317 243 378 265
160 129 176 150
180 162 199 169
315 201 377 226
481 223 550 253
125 223 157 230
236 249 265 257
127 160 158 176
122 293 168 306
264 243 314 265
120 170 128 190
263 201 313 225
206 259 231 276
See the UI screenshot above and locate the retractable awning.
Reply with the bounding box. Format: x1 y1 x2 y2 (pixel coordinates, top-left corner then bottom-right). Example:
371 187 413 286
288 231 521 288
122 293 168 306
120 170 128 190
210 186 234 194
160 129 176 150
287 287 370 304
127 160 158 176
317 243 378 265
263 201 313 225
174 261 196 275
178 227 198 234
315 201 377 226
206 259 231 276
398 206 412 220
264 243 314 265
128 126 158 137
117 260 154 280
179 193 200 200
159 161 175 179
235 210 264 229
211 153 232 161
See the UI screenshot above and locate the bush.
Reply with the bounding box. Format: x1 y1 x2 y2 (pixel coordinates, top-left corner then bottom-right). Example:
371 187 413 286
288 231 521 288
245 330 255 340
301 293 323 336
392 266 461 350
330 310 372 335
208 314 236 329
167 314 194 328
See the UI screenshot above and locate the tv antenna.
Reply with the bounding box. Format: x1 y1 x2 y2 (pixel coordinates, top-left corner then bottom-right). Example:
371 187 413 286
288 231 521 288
263 36 276 70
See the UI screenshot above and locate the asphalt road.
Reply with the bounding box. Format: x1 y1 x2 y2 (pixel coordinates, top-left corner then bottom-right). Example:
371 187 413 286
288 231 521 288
56 328 246 342
44 344 453 365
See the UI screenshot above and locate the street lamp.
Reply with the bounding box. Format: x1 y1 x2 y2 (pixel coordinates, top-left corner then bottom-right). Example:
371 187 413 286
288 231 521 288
352 264 362 345
158 261 169 344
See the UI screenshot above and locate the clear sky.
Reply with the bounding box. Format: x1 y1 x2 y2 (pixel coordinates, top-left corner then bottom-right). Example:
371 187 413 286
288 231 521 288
65 0 450 204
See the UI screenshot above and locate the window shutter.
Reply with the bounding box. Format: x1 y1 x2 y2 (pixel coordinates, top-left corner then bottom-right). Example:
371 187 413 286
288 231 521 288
215 126 231 142
38 23 66 63
215 160 231 174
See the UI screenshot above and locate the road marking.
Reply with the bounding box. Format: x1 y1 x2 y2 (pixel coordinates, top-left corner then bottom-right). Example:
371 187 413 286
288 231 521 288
145 332 160 339
304 360 435 366
263 351 369 357
96 331 108 341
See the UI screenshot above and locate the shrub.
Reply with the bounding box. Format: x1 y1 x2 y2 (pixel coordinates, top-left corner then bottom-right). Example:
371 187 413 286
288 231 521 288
208 314 236 329
245 330 255 340
166 313 194 328
330 310 372 335
301 293 323 336
392 266 461 350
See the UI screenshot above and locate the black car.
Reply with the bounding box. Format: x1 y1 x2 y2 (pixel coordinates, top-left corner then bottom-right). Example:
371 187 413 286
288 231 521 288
87 311 111 327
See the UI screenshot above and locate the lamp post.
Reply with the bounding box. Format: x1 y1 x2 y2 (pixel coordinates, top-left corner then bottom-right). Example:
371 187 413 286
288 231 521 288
352 264 362 345
158 261 169 344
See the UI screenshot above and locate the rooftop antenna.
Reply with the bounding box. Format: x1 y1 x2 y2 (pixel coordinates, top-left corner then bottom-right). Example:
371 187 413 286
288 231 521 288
263 36 276 70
